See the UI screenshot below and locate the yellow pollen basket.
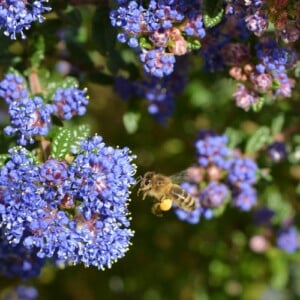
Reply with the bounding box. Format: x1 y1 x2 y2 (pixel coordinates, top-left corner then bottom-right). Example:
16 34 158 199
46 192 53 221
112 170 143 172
160 198 173 211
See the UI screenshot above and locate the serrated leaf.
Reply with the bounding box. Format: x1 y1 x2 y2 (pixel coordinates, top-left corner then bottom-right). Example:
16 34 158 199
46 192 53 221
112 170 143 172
245 126 271 154
203 0 224 28
224 127 244 149
70 124 91 154
51 128 73 159
123 112 140 134
271 114 285 135
0 154 10 167
92 6 117 55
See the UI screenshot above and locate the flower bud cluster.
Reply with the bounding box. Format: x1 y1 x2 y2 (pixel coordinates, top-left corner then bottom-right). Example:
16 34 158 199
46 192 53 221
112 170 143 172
231 38 297 110
175 131 258 224
0 73 89 145
0 0 51 39
110 0 206 77
226 0 300 44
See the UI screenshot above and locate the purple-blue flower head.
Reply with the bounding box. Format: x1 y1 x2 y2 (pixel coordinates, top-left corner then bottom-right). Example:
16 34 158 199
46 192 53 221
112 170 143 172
0 0 51 39
0 73 28 105
200 182 229 208
195 134 231 170
231 184 257 211
52 87 89 120
0 136 136 270
228 157 258 186
0 230 45 280
276 226 299 253
4 96 54 145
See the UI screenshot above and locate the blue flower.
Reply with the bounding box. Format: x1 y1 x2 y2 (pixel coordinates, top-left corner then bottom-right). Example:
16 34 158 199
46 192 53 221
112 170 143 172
231 184 257 211
0 73 28 104
228 157 257 186
195 133 231 169
267 141 287 162
0 230 45 280
276 226 299 253
0 137 136 270
0 0 51 39
200 182 229 208
52 87 89 120
4 96 54 145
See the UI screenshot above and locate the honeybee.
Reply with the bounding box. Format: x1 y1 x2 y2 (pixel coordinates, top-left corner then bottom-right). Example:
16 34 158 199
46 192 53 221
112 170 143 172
137 171 198 216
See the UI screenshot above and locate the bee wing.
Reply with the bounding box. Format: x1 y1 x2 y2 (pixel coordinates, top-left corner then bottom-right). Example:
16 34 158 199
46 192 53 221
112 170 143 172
169 166 203 185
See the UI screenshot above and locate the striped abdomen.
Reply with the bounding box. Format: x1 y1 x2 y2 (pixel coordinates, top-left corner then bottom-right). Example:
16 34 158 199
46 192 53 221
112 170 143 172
169 185 196 211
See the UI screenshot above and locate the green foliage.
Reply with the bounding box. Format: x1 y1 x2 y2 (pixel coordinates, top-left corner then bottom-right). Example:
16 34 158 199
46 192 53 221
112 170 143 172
51 127 73 159
245 126 272 154
203 0 224 28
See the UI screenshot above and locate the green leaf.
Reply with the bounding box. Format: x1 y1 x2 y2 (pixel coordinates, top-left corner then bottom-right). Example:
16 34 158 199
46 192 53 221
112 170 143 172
245 126 271 154
295 60 300 78
92 6 117 56
70 124 91 154
203 0 224 28
251 97 264 112
263 186 292 224
271 114 285 135
0 154 10 167
51 128 73 159
123 112 141 134
187 38 201 51
224 127 244 149
30 36 45 68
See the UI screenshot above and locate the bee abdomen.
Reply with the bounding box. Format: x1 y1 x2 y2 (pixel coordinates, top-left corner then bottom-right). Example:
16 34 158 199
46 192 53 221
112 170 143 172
170 185 196 211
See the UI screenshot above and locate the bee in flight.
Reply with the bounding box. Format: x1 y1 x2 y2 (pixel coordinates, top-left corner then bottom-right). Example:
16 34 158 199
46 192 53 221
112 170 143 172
137 171 198 216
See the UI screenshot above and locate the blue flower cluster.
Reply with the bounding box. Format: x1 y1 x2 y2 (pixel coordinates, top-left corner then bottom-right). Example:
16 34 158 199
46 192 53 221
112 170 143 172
255 39 297 98
0 230 45 280
174 131 258 224
0 0 51 39
276 226 299 253
2 285 38 300
53 87 89 120
225 0 300 44
110 0 206 77
0 136 136 270
0 73 89 145
225 0 267 37
114 62 187 123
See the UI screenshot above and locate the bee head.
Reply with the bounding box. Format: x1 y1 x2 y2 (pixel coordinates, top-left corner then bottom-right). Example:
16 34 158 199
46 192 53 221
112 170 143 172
137 171 155 195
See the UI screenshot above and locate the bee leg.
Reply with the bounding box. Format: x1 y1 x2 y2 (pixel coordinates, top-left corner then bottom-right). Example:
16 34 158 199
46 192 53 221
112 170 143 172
151 202 163 217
